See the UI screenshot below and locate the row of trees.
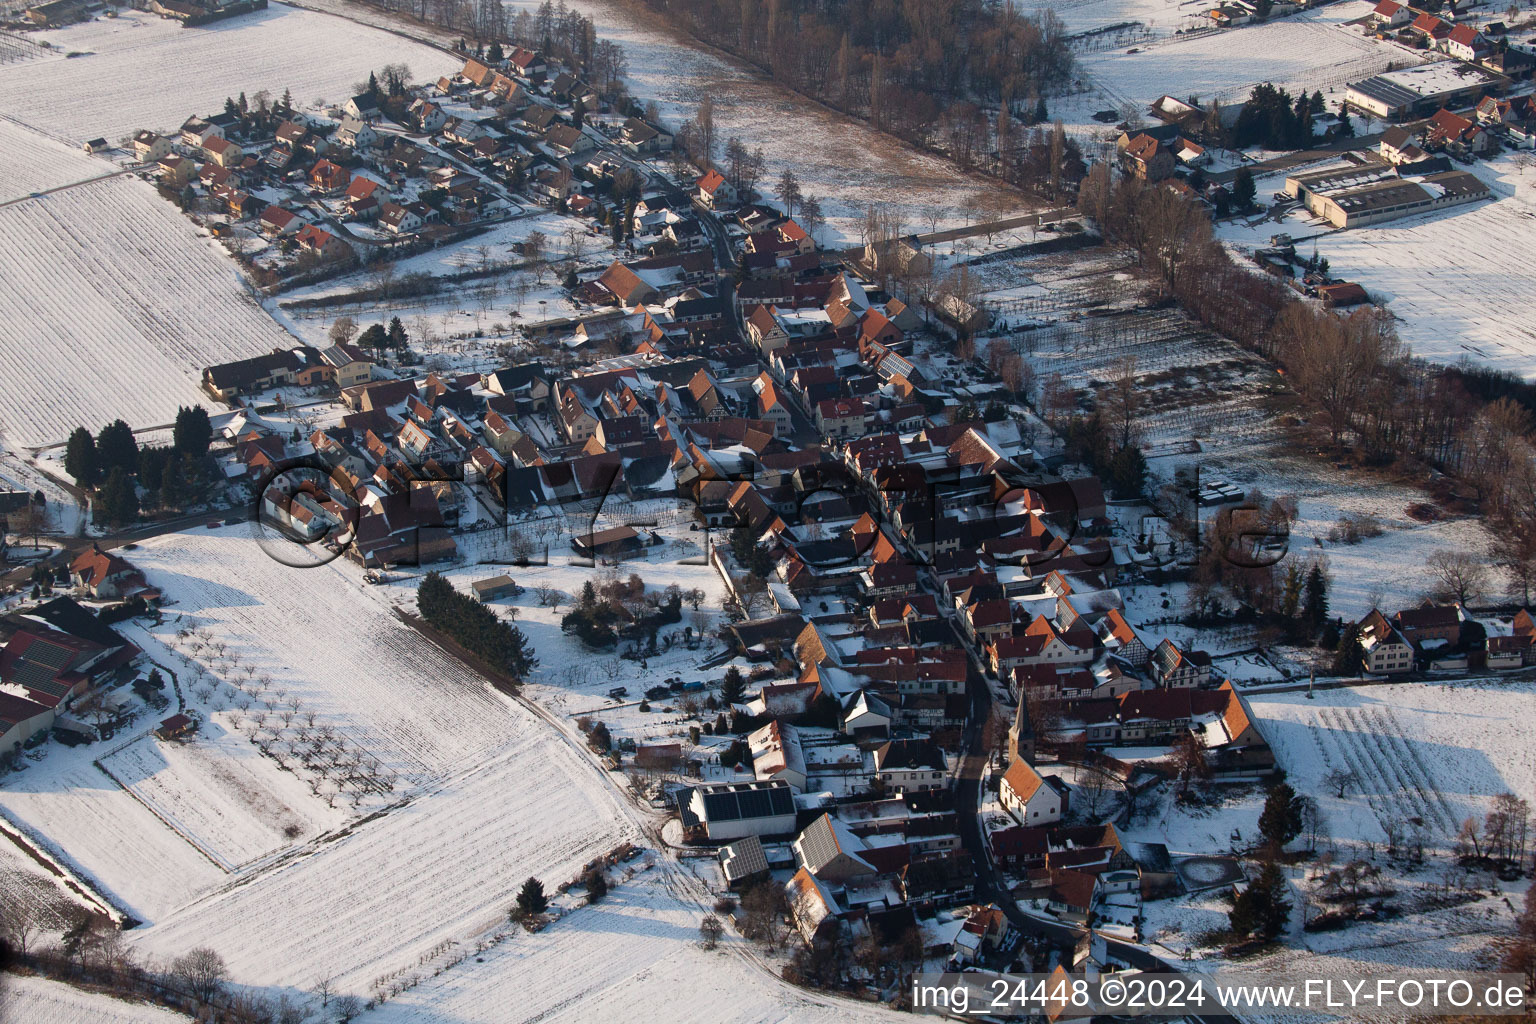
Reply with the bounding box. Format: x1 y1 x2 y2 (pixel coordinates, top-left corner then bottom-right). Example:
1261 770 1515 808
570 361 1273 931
64 407 214 527
0 908 365 1024
1078 167 1536 601
418 572 538 680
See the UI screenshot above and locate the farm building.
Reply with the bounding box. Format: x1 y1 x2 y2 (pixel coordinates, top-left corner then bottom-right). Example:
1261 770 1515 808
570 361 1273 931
470 575 520 602
155 713 197 740
0 691 55 756
1345 63 1504 120
570 525 646 560
1311 171 1490 228
679 780 797 841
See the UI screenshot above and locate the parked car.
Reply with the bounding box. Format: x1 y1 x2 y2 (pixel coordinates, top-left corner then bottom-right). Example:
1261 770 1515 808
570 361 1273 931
682 681 706 692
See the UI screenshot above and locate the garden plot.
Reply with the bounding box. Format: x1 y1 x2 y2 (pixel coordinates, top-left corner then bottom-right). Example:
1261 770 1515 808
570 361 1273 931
0 174 295 448
0 5 457 146
0 974 187 1024
0 117 116 203
1000 305 1285 460
1082 5 1404 110
0 833 96 932
98 723 347 872
1247 682 1536 852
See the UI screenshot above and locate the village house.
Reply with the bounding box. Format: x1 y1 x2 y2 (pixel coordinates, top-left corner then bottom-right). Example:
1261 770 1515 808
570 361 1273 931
132 130 173 163
873 739 948 794
1000 759 1067 826
1357 609 1415 674
695 168 738 209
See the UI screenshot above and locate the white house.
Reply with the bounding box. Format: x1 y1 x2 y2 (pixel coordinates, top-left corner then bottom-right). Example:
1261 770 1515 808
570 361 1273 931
1000 759 1065 826
335 116 379 150
873 739 947 794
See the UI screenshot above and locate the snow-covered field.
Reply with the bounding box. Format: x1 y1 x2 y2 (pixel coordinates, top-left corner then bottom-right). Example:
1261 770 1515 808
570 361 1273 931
0 754 227 924
1307 155 1536 378
367 858 901 1024
0 4 457 146
92 525 630 989
0 117 116 204
1082 5 1408 110
0 974 188 1024
99 726 347 872
0 174 295 447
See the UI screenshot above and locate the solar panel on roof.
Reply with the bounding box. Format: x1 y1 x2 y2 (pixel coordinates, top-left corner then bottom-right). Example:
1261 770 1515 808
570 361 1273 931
702 790 740 822
736 788 771 819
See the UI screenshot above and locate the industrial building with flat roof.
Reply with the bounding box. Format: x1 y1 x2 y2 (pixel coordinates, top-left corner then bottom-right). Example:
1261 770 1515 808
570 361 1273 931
1312 171 1490 228
1345 62 1505 120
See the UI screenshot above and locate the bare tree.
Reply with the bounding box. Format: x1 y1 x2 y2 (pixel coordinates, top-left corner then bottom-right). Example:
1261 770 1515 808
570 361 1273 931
171 946 229 1002
1425 548 1487 605
1322 767 1358 798
699 913 725 949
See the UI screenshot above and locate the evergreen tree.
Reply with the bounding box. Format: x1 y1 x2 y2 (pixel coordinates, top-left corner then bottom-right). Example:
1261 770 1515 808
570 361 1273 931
160 454 192 510
1232 168 1256 210
64 427 98 486
359 323 389 356
1258 782 1304 850
387 315 408 351
417 571 539 679
367 71 380 97
1229 859 1291 940
96 419 139 476
97 467 139 527
515 877 548 918
1279 562 1303 620
136 446 172 494
1332 624 1363 676
224 96 239 118
238 91 249 115
1107 444 1147 499
173 405 213 457
1034 96 1049 124
1303 564 1329 628
280 87 293 114
488 40 504 63
720 665 747 704
580 580 598 609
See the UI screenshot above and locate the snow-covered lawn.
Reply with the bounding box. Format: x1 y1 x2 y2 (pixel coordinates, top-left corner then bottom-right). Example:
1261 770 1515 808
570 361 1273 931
0 173 295 447
99 725 347 872
0 974 187 1024
0 4 458 146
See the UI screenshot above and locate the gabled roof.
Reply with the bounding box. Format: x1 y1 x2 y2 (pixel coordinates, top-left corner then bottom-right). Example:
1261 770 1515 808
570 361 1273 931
1002 759 1046 802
